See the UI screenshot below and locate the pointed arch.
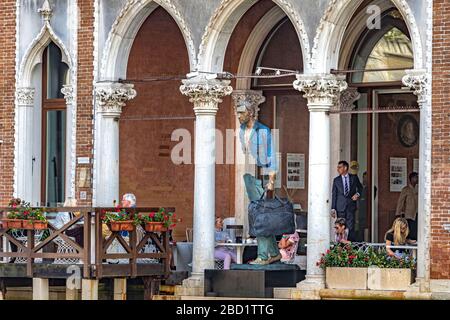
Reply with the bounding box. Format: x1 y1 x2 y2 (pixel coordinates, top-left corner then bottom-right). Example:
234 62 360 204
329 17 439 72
18 22 72 88
100 0 197 81
311 0 423 73
198 0 311 73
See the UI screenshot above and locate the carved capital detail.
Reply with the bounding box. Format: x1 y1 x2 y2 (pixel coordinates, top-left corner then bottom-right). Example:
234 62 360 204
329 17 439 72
16 87 35 106
61 85 74 105
180 75 232 115
293 74 348 110
95 82 137 116
402 69 430 105
334 87 361 112
232 90 266 120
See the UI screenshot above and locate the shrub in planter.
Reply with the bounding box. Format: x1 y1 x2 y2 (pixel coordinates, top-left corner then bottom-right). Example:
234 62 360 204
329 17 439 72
138 208 178 233
101 208 136 232
366 248 415 291
318 243 370 289
2 199 47 230
319 244 416 291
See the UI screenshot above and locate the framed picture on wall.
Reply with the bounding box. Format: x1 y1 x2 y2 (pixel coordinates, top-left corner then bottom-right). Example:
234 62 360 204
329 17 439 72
397 115 419 147
390 157 407 192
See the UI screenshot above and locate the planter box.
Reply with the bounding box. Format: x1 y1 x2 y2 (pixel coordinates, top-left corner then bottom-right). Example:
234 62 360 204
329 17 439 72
2 219 23 229
326 267 368 290
367 267 413 291
22 220 48 230
144 222 166 233
109 221 135 232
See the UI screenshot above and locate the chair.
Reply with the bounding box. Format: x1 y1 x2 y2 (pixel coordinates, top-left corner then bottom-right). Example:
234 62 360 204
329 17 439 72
223 217 237 242
185 228 193 242
54 236 80 264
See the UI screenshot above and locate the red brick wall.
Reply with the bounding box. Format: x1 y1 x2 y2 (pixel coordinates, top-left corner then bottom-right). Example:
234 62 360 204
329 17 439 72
121 7 192 240
0 0 16 206
431 0 450 280
75 0 95 206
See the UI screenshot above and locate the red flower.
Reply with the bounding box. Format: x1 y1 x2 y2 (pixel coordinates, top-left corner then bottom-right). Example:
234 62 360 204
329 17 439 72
326 249 330 254
164 215 169 221
23 211 30 216
150 213 155 218
349 255 356 260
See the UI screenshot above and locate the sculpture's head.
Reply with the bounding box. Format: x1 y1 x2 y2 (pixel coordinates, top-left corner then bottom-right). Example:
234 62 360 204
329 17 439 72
236 104 257 125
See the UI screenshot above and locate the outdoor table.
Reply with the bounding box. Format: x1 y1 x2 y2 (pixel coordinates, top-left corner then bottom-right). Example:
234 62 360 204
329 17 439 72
215 242 258 264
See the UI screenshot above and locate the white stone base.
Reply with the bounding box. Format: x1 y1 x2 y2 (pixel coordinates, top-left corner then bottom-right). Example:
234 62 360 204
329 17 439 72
175 277 204 297
367 268 412 291
33 278 49 300
81 279 99 300
114 278 127 300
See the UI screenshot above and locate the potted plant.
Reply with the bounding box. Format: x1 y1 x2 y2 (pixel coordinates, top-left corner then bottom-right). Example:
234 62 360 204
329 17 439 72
102 209 136 232
318 243 370 290
139 208 177 232
21 208 48 230
366 248 415 291
2 198 48 230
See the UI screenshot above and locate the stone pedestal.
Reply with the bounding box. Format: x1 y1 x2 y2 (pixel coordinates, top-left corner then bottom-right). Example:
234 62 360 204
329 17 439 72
81 279 99 300
32 278 49 300
113 278 127 300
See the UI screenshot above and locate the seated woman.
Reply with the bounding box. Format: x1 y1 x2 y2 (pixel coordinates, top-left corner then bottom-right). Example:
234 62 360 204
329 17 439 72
214 217 237 270
54 198 83 246
278 231 299 263
334 218 350 244
385 217 417 259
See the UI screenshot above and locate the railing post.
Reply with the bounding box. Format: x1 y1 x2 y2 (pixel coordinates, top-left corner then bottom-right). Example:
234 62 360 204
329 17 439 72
32 278 49 300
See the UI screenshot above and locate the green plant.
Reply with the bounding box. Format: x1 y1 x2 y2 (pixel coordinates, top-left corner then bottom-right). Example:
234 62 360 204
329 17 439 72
317 243 370 269
6 199 46 222
101 208 136 224
137 208 178 229
318 243 416 270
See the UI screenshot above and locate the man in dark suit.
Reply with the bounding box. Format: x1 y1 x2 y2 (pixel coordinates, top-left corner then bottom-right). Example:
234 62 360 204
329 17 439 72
331 161 363 241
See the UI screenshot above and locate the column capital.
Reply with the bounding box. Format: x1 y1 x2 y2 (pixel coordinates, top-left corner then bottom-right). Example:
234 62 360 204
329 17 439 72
180 75 232 115
293 74 348 111
95 82 137 117
402 69 430 104
61 85 74 105
16 87 35 106
334 87 361 112
232 90 265 120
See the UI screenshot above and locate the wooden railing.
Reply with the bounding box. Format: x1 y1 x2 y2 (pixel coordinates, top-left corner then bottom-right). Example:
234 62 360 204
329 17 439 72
0 207 174 280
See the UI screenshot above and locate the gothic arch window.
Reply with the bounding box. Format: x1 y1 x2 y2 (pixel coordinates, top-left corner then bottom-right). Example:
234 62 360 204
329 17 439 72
41 42 69 206
350 10 413 83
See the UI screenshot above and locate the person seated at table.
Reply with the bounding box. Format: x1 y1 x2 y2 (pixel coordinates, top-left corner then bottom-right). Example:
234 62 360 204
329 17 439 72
334 218 351 244
53 198 83 246
214 217 237 270
278 231 299 263
385 217 416 259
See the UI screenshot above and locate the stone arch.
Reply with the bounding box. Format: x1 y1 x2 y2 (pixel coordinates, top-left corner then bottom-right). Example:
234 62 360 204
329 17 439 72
100 0 197 81
18 22 73 88
198 0 311 73
311 0 423 73
235 6 287 89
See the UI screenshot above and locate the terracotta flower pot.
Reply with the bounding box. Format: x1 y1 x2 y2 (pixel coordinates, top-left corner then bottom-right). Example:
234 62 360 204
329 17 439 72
22 220 48 230
145 222 164 232
4 219 23 229
32 221 48 230
109 221 135 232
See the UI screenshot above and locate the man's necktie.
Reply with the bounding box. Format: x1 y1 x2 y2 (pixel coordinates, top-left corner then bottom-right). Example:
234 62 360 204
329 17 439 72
344 176 349 196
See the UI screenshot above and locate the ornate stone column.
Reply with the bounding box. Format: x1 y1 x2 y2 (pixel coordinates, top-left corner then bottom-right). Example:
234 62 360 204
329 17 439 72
15 87 35 201
180 75 232 283
61 85 76 200
94 82 136 206
293 74 347 291
402 69 431 292
231 90 266 237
